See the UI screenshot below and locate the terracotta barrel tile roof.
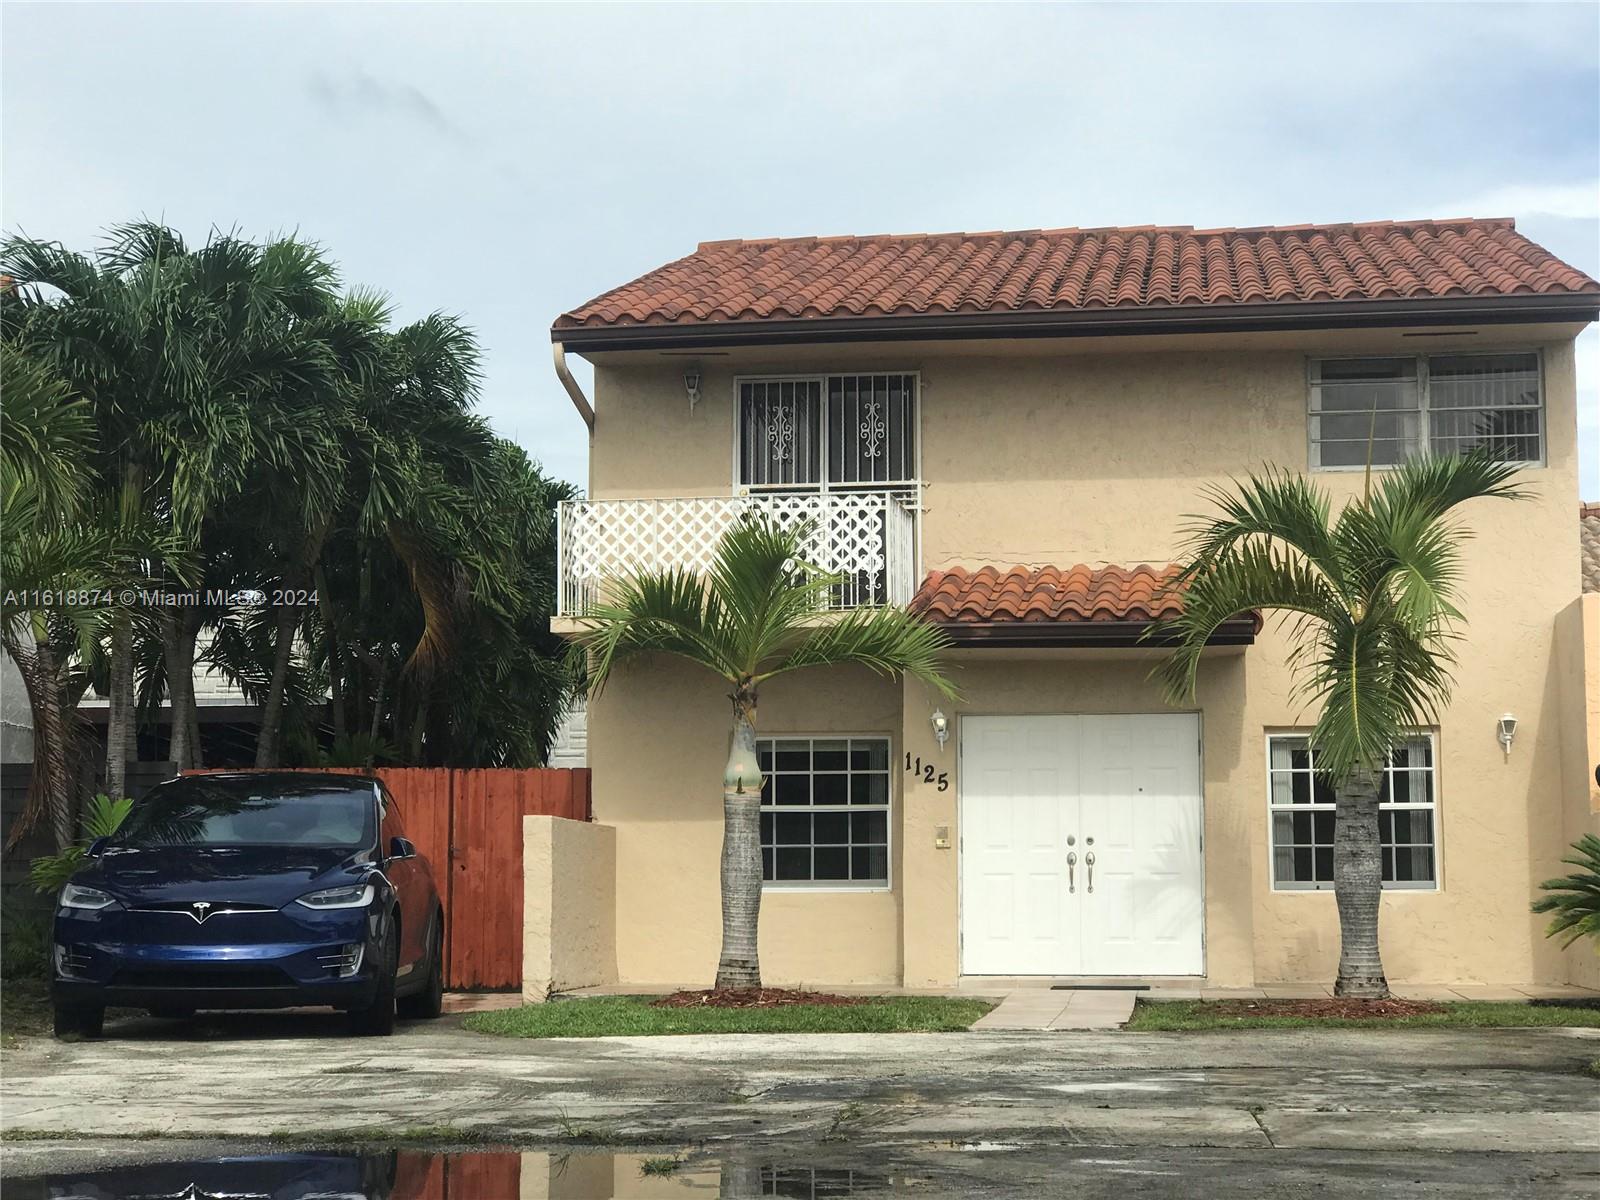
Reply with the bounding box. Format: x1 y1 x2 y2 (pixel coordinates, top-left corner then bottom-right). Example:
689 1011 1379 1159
556 218 1599 331
910 564 1187 625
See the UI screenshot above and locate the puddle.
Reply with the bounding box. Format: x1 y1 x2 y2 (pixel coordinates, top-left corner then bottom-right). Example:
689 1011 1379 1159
6 1149 890 1198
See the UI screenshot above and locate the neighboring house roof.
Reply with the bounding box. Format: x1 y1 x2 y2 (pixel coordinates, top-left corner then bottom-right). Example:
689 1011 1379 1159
909 564 1257 648
554 218 1600 349
1583 503 1600 594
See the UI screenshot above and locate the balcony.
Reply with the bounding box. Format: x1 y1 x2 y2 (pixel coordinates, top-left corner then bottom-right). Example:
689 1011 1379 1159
556 492 918 618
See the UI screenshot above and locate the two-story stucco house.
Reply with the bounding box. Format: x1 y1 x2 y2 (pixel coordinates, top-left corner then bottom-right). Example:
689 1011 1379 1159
543 218 1600 992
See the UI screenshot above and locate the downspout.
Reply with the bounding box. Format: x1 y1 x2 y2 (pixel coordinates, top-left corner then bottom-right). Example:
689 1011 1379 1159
552 341 595 430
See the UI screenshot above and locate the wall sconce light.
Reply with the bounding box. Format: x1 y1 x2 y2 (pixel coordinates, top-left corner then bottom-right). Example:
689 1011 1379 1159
931 708 949 750
1497 713 1518 756
683 367 702 411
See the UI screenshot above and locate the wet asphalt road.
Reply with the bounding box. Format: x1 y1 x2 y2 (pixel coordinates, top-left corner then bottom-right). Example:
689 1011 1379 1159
2 1010 1597 1196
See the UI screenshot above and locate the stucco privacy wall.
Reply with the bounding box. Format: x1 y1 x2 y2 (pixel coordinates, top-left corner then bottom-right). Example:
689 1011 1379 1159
1556 594 1600 989
584 332 1583 987
522 816 617 1000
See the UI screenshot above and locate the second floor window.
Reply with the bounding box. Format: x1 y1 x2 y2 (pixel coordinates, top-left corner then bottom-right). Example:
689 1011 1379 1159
739 374 917 490
1308 352 1542 469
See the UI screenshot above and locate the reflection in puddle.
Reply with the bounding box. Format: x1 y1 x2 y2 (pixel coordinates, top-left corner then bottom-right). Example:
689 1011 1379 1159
12 1149 889 1199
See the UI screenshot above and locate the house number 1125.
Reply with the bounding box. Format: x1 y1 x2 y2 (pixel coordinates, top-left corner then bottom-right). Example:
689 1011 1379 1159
905 753 950 791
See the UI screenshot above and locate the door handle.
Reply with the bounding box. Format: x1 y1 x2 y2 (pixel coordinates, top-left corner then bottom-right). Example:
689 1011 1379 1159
1066 850 1077 894
1086 850 1095 894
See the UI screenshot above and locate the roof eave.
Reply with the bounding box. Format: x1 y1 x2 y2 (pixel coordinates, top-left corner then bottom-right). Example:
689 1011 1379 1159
551 292 1599 353
927 616 1258 650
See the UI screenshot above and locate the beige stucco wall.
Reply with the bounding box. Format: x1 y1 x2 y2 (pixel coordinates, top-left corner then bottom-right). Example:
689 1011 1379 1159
1556 594 1600 988
521 815 618 1000
579 329 1586 987
590 659 903 988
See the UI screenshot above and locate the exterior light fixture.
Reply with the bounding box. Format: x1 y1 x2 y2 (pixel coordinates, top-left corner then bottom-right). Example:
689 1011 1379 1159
931 708 949 750
1497 713 1517 756
683 367 702 410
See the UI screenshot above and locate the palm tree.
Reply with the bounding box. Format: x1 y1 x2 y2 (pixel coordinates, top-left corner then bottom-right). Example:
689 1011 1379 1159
0 340 180 845
574 518 955 989
1156 450 1522 997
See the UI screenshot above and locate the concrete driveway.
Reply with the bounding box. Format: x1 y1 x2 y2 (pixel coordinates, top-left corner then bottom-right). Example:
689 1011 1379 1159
3 1011 1598 1195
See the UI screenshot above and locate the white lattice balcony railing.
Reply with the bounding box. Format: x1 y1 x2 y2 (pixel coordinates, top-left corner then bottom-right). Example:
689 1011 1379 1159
557 492 918 618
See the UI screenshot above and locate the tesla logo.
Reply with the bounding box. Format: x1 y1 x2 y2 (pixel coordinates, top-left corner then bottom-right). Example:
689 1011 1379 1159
189 902 213 924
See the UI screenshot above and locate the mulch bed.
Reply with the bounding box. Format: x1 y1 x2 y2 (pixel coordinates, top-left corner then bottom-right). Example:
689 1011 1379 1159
651 988 868 1010
1207 998 1447 1019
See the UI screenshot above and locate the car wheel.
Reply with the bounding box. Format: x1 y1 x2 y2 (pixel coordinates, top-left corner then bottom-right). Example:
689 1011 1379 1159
398 910 445 1020
350 922 397 1037
53 1003 104 1039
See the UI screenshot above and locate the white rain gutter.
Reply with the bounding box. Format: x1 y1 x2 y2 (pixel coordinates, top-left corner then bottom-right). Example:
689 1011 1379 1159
552 341 595 431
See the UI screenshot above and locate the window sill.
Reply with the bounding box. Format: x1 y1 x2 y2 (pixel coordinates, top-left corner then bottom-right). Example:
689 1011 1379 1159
1271 885 1441 894
762 884 892 894
1310 461 1545 474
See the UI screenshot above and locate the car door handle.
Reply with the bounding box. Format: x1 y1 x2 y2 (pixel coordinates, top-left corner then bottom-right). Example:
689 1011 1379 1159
1066 850 1077 894
1086 850 1095 894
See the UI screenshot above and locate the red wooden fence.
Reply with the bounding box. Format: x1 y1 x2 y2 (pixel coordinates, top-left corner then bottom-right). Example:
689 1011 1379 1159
182 766 591 990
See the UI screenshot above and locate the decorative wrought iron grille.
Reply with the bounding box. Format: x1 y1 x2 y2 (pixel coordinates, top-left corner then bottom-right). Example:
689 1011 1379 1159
739 374 916 490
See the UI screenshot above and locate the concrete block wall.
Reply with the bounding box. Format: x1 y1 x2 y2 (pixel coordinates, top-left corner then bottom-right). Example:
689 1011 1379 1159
522 815 618 1001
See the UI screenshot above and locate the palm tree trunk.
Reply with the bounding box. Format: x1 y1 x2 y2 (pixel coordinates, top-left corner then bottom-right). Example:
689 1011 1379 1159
366 656 387 766
715 690 764 990
314 564 346 741
105 609 135 798
188 668 204 769
160 608 200 770
256 593 299 768
4 623 77 852
1333 765 1389 998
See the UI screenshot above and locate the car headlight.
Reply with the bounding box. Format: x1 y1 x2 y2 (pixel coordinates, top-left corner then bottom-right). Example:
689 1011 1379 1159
60 883 119 911
294 883 375 910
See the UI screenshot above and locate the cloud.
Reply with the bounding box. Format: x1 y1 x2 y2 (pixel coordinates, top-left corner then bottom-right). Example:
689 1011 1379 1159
307 69 469 142
1445 181 1600 222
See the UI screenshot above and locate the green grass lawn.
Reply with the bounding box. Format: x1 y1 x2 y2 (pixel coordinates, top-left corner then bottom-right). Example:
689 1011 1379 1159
1127 999 1600 1031
464 995 993 1038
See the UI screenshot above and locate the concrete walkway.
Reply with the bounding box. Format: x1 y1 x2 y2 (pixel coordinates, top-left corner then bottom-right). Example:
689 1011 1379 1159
972 987 1136 1030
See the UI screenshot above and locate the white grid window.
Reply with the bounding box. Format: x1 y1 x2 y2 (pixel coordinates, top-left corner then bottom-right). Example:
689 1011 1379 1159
1309 352 1542 469
1267 733 1438 891
758 737 890 888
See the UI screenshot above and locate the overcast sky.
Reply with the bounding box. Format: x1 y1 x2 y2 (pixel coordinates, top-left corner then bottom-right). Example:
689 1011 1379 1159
4 2 1596 494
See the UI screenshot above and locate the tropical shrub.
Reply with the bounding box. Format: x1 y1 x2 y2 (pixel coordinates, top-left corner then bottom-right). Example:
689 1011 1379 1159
1533 834 1600 949
29 793 133 896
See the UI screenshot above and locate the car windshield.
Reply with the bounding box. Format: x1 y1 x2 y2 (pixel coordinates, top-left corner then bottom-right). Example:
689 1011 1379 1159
115 780 375 850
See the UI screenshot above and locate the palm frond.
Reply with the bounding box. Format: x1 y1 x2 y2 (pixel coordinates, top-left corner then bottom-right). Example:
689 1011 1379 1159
575 565 740 692
761 605 958 699
0 343 95 519
706 518 837 673
1155 539 1341 704
1531 834 1600 949
1174 467 1348 596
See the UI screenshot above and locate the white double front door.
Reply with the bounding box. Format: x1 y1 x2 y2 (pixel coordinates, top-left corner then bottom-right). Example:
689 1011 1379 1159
960 714 1204 976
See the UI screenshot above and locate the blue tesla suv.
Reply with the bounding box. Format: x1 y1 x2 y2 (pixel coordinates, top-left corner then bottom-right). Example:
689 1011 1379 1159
51 772 445 1038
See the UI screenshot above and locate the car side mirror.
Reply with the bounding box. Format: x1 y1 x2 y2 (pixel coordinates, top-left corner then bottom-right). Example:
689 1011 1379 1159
86 837 110 858
388 836 417 862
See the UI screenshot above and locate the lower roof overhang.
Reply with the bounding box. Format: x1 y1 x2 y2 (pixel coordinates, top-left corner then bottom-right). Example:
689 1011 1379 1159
927 616 1259 650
